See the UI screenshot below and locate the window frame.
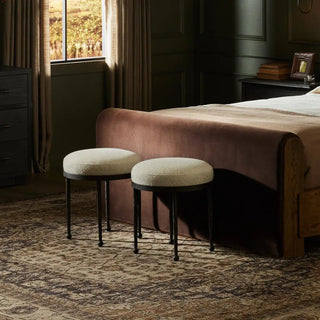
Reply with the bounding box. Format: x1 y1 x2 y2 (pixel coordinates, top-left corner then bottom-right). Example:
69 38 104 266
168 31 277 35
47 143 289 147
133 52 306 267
50 0 106 64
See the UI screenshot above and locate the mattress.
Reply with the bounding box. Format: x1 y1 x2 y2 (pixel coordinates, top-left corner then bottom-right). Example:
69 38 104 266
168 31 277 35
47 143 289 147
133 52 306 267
153 89 320 189
231 86 320 116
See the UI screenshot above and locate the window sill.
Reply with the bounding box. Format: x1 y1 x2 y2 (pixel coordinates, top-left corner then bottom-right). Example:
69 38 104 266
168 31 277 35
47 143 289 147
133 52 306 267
51 59 106 77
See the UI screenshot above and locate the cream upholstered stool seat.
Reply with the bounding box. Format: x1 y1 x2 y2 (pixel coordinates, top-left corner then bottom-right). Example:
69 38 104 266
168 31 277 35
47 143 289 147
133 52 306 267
131 157 214 261
63 148 141 247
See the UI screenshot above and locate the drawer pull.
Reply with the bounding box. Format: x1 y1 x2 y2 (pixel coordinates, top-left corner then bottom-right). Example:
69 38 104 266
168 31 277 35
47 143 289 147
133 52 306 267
0 89 10 94
0 124 12 129
0 157 11 161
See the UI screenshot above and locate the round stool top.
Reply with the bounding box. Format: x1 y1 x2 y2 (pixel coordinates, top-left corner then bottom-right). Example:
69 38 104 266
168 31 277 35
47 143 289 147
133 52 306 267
63 148 141 177
131 157 213 187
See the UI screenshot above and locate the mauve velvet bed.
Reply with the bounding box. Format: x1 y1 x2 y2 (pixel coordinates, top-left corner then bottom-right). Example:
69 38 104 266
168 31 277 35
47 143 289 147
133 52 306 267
96 94 320 258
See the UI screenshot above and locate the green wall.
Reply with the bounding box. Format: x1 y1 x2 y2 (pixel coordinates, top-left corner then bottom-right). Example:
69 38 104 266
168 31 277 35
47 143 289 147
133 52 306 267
151 0 197 109
151 0 320 106
50 61 106 170
198 0 320 104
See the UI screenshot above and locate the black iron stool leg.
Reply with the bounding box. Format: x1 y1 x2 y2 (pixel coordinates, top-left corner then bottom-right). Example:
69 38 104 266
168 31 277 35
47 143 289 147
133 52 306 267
137 190 142 239
169 193 174 244
105 180 111 231
97 180 104 247
207 183 214 251
66 178 72 240
172 192 179 261
133 188 140 254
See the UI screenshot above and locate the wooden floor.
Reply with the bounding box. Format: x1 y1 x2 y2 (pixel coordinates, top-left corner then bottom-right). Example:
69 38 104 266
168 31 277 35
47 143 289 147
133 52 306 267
0 171 95 203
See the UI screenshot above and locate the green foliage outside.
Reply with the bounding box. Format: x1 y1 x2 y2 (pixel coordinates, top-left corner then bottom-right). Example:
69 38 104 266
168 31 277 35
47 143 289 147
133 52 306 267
50 0 103 60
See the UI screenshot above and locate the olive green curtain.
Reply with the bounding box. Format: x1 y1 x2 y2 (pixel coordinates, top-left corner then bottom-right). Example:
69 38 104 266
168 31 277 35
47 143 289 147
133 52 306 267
104 0 152 111
1 0 52 173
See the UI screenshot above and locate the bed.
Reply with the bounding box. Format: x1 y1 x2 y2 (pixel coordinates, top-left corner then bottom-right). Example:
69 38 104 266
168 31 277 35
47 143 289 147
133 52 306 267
96 88 320 258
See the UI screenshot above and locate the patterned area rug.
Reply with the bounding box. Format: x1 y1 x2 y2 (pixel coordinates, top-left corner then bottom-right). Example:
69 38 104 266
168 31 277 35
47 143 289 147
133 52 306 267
0 191 320 320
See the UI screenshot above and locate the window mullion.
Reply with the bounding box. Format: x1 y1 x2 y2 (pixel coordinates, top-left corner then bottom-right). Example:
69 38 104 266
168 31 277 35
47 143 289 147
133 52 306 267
50 0 105 62
62 0 67 61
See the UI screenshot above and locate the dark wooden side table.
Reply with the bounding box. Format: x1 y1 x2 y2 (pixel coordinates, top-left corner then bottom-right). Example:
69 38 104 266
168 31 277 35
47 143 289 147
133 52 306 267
240 78 318 101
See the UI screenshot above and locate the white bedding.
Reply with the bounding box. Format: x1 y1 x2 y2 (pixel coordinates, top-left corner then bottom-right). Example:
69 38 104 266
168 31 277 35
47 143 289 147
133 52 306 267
154 90 320 189
230 87 320 117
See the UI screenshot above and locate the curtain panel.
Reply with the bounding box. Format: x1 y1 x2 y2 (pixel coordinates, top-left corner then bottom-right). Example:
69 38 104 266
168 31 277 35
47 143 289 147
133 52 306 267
1 0 52 173
105 0 152 111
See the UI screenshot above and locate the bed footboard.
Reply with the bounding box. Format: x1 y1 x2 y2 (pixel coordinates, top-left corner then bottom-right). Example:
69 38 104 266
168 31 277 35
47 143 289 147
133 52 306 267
299 188 320 238
96 108 308 258
279 135 305 258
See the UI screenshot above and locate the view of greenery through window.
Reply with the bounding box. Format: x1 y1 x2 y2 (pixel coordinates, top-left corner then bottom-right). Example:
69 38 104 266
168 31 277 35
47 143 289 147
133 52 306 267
49 0 103 61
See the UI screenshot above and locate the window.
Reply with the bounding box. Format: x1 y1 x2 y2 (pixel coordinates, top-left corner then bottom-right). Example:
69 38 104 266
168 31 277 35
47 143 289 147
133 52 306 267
49 0 105 62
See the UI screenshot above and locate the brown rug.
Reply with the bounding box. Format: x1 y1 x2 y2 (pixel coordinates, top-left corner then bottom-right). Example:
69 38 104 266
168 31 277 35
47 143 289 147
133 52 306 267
0 191 320 319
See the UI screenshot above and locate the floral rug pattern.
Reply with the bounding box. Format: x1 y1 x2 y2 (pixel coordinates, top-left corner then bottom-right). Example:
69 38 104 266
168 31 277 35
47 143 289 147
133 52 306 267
0 191 320 319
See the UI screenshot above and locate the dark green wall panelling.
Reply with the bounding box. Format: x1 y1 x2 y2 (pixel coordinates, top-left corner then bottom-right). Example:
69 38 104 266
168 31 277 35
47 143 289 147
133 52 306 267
289 0 320 44
150 0 196 109
152 53 196 109
198 0 320 104
199 0 270 103
50 0 195 170
152 72 186 109
150 0 320 106
151 0 185 38
50 60 106 170
201 0 266 41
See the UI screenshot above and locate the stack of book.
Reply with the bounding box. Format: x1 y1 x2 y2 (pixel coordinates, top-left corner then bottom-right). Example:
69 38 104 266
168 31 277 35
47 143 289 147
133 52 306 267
257 63 291 81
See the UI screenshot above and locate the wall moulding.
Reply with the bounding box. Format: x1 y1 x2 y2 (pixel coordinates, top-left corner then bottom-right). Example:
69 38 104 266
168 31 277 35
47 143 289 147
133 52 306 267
289 0 320 44
199 71 245 105
150 0 185 39
152 71 187 107
199 0 266 41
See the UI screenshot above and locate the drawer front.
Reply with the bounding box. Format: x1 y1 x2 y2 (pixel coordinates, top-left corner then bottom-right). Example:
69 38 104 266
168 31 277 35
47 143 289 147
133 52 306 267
0 109 28 142
0 74 29 108
0 140 29 177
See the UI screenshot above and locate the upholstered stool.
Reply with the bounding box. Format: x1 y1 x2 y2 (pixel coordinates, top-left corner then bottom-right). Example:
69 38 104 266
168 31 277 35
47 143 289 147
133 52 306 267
131 157 214 261
63 148 141 247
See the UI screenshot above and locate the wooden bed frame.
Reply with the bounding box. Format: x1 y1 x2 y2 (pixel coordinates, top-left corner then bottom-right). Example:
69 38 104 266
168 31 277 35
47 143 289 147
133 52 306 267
96 108 320 258
281 135 320 257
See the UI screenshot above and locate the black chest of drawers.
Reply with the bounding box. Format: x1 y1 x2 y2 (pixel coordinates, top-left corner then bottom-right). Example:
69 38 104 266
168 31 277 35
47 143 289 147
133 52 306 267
0 66 32 186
